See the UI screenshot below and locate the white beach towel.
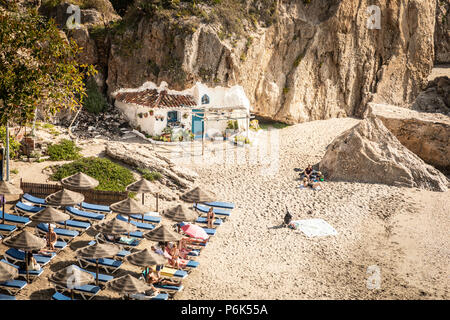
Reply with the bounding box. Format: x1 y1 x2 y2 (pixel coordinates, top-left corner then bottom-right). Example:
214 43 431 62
290 219 337 238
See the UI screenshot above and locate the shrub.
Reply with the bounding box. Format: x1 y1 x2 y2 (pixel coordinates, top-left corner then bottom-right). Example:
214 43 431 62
83 78 108 114
47 139 82 161
137 168 162 181
50 157 136 191
0 126 21 159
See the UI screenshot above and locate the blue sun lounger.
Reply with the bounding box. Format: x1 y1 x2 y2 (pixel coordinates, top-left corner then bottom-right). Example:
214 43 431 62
74 265 113 284
22 193 47 206
201 227 216 236
36 223 79 241
193 204 231 217
0 224 17 235
0 279 27 295
14 201 44 216
1 259 44 281
52 292 75 300
203 201 235 210
78 257 123 274
130 292 170 300
54 282 101 300
5 248 56 266
0 293 16 300
55 240 68 250
116 215 155 231
56 219 91 232
196 217 223 226
66 206 105 221
88 240 131 259
129 213 161 224
79 202 111 214
0 211 31 226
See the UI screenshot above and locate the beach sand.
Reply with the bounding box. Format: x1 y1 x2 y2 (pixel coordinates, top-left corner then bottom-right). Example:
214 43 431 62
2 118 449 300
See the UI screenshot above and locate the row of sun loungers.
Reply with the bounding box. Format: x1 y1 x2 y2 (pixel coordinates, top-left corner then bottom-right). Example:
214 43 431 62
1 193 235 300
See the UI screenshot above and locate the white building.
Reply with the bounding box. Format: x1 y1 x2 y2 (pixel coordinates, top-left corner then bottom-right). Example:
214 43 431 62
113 81 251 141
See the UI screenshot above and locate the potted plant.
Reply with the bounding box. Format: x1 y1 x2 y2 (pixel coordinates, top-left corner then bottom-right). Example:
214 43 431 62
149 109 154 116
183 112 189 119
138 112 143 118
144 112 148 118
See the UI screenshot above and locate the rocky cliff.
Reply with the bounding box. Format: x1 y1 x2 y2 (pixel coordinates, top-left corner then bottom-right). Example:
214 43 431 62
103 0 436 124
435 0 450 64
30 1 439 124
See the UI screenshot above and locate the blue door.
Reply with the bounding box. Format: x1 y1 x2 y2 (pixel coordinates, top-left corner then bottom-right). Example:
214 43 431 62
191 109 204 139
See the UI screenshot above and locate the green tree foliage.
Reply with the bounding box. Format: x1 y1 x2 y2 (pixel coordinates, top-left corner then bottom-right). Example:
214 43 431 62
51 157 136 191
0 6 96 126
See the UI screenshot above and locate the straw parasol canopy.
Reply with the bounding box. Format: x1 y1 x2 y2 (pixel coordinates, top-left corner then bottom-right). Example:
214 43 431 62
143 224 183 242
106 274 151 297
92 218 137 235
110 198 150 216
48 265 94 299
0 181 23 224
2 230 46 283
61 172 99 190
0 181 23 195
126 178 159 207
2 230 46 251
180 186 216 203
76 242 120 286
30 207 70 224
124 248 167 268
45 189 85 207
162 204 198 223
0 261 19 282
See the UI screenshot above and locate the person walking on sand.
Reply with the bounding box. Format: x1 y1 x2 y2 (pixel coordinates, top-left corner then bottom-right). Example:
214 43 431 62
207 207 215 229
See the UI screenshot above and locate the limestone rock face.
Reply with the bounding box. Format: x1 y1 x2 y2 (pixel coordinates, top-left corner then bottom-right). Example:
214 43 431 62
435 0 450 63
319 117 448 192
365 103 450 173
106 0 436 123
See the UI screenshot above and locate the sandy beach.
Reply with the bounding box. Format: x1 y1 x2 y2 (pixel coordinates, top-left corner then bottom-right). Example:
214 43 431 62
2 117 448 300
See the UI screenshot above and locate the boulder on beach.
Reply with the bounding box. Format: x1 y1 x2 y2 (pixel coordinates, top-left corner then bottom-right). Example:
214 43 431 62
365 103 450 173
319 117 449 192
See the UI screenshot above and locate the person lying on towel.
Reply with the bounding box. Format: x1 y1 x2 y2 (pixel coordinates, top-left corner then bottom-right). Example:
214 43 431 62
145 268 182 293
302 177 323 190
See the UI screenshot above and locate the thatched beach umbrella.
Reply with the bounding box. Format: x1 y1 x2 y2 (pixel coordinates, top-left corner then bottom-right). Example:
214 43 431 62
110 197 150 231
143 224 183 242
0 260 19 282
162 204 198 223
180 186 216 204
106 274 151 299
2 230 46 283
61 172 99 190
124 248 167 268
76 243 120 286
30 206 70 229
126 178 159 209
92 218 137 236
45 189 84 207
0 181 23 224
48 265 94 299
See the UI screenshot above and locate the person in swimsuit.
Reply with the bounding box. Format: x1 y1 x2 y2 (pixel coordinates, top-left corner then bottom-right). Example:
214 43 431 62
207 207 215 229
46 224 57 251
302 177 323 190
304 165 313 179
145 268 181 293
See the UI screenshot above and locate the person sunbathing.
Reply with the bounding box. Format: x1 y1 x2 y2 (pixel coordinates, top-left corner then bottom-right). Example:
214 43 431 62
302 177 323 190
145 269 181 291
46 224 57 251
166 243 181 270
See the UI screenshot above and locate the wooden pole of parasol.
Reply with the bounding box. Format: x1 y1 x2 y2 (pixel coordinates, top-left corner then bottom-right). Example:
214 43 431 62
96 259 99 287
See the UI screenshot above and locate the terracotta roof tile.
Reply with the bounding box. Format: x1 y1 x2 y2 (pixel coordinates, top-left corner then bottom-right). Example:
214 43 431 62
115 89 196 109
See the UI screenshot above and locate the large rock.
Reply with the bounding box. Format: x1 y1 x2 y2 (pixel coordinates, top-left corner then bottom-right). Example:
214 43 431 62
106 0 436 123
319 117 448 192
365 103 450 173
